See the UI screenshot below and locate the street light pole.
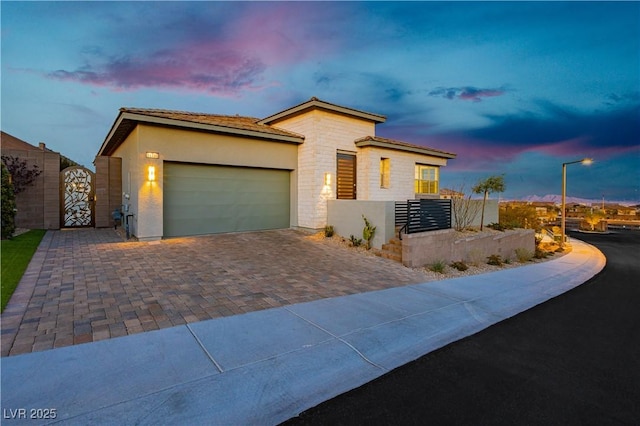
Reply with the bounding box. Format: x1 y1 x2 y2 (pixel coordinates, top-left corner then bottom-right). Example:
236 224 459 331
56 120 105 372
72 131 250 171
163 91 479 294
560 158 593 249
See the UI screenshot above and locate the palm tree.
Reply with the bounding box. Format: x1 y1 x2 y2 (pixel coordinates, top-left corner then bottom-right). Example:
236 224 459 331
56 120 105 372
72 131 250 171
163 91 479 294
472 175 505 231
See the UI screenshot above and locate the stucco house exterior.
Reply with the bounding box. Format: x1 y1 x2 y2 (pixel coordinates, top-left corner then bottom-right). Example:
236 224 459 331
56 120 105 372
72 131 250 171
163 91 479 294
96 97 456 241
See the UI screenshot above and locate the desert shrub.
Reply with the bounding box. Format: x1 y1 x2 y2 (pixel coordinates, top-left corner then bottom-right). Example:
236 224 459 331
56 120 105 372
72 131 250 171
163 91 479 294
515 247 533 263
487 254 503 266
450 260 468 271
362 215 376 250
429 260 447 274
349 235 363 247
324 225 334 238
487 222 509 231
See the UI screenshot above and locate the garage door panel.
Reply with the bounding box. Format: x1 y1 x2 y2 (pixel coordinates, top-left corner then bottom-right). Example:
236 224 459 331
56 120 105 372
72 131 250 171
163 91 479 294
163 163 290 237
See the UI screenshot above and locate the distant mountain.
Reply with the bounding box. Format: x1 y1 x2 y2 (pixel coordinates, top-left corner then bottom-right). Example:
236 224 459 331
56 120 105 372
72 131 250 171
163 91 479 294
518 194 638 207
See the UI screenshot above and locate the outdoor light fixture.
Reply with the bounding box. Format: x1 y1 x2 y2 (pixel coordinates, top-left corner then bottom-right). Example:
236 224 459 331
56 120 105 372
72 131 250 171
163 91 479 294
561 158 593 248
324 172 331 186
146 152 159 159
148 165 156 182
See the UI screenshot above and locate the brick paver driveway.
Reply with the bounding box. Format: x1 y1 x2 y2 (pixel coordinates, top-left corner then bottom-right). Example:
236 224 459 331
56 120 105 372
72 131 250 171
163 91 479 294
2 228 430 356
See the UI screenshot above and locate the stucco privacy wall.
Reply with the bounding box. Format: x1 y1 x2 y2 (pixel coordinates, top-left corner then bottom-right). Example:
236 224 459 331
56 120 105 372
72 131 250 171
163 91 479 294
401 228 535 268
327 200 395 249
1 146 60 229
271 110 376 229
358 147 448 201
111 124 298 240
94 156 122 228
451 199 499 229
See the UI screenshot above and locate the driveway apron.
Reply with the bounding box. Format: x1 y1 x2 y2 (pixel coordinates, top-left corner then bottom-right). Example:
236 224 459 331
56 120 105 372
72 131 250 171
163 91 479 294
1 228 430 357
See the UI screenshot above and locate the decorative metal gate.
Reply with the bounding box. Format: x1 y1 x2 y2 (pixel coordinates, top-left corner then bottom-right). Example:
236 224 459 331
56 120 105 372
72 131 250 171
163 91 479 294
60 166 95 227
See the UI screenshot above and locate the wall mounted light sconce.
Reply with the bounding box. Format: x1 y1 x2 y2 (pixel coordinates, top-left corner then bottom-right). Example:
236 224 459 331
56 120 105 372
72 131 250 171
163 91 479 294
324 172 331 186
148 165 156 182
146 152 159 159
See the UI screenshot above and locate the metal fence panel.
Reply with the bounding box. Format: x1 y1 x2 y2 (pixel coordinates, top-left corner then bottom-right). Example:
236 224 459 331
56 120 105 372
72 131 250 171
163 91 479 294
395 199 451 235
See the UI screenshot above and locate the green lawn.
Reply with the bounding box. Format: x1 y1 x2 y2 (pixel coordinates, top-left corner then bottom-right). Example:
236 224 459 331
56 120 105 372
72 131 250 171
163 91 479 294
1 230 46 313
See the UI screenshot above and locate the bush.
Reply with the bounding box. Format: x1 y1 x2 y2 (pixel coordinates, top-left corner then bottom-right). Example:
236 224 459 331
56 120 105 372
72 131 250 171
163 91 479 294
450 260 468 271
1 164 16 239
487 254 503 266
324 225 334 238
429 260 447 274
487 222 509 231
515 247 533 263
349 235 363 247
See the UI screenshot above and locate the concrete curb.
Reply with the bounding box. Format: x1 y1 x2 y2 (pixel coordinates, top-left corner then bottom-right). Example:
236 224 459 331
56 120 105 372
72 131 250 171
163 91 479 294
0 239 605 425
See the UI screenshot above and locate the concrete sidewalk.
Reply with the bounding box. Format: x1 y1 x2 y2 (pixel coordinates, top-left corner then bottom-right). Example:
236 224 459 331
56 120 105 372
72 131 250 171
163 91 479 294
0 239 605 425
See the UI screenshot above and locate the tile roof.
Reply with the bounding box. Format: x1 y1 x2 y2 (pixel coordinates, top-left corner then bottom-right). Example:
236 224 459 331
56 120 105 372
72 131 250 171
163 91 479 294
120 108 304 139
99 108 305 156
259 97 386 125
354 135 456 159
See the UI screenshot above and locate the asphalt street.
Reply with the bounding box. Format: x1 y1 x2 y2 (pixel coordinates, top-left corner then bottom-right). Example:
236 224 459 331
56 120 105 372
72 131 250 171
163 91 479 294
284 231 640 425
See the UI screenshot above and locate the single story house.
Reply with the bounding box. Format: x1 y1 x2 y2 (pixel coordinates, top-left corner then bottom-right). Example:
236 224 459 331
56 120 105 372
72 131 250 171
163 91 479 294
96 97 456 241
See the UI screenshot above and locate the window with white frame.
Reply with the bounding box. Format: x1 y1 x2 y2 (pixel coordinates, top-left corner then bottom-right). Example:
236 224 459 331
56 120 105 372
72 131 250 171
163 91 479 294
414 164 439 194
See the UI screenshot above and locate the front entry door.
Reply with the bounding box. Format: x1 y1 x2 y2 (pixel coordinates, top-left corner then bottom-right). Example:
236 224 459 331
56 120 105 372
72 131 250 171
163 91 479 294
60 166 95 227
337 152 357 199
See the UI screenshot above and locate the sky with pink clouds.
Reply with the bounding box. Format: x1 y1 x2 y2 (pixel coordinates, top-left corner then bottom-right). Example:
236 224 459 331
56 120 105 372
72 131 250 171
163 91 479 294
2 1 639 202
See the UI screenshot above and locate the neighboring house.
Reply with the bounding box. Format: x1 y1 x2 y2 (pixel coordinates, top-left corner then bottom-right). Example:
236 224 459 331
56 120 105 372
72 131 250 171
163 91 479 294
96 97 456 241
440 188 464 199
0 131 60 229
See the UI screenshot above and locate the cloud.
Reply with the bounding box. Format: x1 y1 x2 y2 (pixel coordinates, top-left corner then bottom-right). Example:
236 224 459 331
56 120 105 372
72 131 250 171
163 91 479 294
467 101 640 155
378 99 640 176
43 2 352 96
429 86 506 102
48 47 267 96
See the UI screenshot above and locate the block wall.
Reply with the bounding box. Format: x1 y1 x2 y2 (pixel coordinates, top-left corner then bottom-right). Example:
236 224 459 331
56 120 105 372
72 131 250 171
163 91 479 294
2 148 60 229
401 228 535 268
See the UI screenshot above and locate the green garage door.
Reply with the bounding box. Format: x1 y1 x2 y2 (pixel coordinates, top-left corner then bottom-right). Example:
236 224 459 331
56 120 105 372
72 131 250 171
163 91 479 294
163 162 290 237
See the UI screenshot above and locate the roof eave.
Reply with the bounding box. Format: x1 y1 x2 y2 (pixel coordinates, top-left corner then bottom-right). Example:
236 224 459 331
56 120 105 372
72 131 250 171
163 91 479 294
355 139 457 159
259 98 386 125
98 111 305 157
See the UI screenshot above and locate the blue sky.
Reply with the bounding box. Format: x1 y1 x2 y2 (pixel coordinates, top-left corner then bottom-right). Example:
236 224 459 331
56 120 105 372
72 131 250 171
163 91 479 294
2 1 639 202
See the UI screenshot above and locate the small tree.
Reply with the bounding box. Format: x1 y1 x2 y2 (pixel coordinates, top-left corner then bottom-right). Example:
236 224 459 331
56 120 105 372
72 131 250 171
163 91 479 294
1 163 16 239
450 183 482 231
1 155 42 194
584 210 605 231
472 175 505 231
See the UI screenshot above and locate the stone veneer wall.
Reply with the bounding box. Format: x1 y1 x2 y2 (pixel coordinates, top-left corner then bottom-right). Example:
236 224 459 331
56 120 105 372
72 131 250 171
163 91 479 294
401 228 535 268
270 110 376 229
